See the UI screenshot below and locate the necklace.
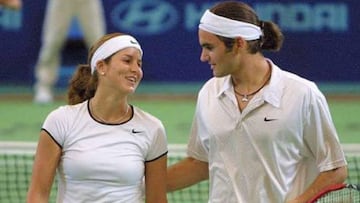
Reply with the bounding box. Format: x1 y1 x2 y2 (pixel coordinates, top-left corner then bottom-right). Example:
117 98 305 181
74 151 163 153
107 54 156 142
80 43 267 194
90 100 130 123
234 71 271 102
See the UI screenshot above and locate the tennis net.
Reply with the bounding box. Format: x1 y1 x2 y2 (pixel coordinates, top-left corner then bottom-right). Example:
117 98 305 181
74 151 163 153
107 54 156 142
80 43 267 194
1 142 359 203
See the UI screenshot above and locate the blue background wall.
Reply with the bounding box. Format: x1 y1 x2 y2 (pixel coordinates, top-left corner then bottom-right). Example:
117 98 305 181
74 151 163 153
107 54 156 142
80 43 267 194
0 0 359 86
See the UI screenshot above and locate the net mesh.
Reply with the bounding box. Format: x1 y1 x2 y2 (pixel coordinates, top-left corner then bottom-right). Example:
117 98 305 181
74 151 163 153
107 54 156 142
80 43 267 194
314 184 360 203
0 142 359 203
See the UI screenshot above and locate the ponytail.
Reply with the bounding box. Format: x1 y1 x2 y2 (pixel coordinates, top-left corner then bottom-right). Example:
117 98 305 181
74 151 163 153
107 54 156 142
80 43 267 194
67 64 97 105
260 20 284 52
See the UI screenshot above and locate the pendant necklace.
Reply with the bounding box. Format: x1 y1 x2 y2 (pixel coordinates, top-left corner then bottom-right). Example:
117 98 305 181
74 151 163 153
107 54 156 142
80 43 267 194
90 100 130 123
234 72 271 102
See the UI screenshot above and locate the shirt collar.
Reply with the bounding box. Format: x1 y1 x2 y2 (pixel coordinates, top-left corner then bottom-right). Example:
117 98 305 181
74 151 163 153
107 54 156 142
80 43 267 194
219 76 232 97
262 59 284 108
217 59 285 108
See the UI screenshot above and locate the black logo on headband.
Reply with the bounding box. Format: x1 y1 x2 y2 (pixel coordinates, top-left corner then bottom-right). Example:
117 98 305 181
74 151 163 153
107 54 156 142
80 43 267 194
130 40 138 44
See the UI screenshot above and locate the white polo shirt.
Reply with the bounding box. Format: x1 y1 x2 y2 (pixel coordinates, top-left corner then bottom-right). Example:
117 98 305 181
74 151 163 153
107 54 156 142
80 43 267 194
187 60 347 203
42 100 168 203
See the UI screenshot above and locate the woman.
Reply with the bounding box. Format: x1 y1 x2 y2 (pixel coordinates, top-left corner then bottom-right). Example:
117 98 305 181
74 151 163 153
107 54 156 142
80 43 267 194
27 33 168 203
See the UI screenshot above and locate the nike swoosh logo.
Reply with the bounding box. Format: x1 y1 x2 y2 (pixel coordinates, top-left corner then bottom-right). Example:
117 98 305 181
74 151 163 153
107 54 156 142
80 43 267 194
264 117 277 122
132 129 142 133
130 40 138 44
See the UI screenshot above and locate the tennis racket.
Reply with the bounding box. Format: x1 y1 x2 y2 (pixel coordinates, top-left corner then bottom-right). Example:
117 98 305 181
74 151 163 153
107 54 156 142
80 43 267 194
308 183 360 203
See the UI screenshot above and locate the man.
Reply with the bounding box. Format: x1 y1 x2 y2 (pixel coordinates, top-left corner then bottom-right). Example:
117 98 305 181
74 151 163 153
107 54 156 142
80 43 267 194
33 0 106 104
167 1 347 202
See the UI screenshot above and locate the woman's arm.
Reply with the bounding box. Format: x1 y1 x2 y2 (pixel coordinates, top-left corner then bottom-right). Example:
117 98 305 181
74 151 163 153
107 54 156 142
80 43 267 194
287 166 348 203
27 130 61 203
145 154 168 203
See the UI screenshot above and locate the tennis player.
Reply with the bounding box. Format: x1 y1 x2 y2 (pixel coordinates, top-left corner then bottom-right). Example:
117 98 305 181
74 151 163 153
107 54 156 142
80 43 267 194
167 1 348 203
27 33 168 203
33 0 106 104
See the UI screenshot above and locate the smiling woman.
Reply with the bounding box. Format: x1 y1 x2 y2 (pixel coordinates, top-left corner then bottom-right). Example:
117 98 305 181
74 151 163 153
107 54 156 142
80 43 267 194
26 33 168 203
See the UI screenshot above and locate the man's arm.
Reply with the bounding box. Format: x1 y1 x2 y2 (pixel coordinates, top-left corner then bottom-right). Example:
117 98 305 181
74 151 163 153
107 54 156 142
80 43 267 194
167 157 209 192
287 166 348 203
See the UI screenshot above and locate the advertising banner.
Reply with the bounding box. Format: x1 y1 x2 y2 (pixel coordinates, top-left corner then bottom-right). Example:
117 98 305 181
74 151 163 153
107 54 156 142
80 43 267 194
0 0 358 85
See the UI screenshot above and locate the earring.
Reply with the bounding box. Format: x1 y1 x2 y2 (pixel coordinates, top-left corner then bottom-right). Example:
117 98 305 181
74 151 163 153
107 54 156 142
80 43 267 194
100 72 105 76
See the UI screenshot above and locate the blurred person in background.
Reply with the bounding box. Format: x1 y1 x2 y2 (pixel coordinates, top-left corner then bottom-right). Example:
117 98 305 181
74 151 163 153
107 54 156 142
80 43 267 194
27 32 168 203
0 0 21 9
166 1 347 203
33 0 106 104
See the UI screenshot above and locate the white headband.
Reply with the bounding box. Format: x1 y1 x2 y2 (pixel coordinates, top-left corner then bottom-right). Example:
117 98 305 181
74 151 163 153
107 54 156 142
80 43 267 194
199 9 262 40
90 35 143 74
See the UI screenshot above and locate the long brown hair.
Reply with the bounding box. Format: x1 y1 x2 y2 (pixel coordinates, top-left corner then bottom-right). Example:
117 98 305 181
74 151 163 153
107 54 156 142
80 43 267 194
67 33 125 105
210 1 284 53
